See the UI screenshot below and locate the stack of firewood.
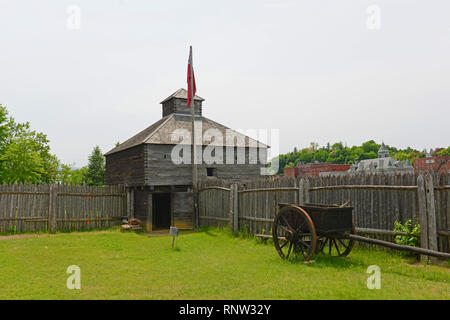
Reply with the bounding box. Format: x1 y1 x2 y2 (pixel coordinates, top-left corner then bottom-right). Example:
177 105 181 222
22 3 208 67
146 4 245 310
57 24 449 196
120 218 143 232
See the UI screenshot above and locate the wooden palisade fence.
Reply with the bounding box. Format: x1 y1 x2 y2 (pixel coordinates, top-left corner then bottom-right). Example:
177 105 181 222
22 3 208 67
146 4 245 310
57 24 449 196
198 172 450 254
0 184 127 233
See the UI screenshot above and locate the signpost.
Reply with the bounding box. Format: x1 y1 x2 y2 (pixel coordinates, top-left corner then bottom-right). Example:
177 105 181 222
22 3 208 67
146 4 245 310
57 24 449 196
170 226 179 248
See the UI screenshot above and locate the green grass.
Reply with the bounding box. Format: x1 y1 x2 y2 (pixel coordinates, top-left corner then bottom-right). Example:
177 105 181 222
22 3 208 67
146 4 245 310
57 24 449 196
0 228 448 299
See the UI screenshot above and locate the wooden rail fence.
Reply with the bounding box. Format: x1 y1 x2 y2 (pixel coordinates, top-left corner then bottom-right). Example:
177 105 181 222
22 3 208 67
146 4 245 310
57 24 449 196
0 184 127 233
198 172 450 254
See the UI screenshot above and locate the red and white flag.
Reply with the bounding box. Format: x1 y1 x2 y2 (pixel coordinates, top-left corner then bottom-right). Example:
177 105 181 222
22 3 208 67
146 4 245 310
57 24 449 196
187 46 196 107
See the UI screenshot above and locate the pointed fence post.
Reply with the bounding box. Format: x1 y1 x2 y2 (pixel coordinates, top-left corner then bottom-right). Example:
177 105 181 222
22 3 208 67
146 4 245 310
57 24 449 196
305 178 310 203
417 174 428 262
294 179 298 205
298 178 305 205
425 174 438 256
229 183 239 233
48 184 57 233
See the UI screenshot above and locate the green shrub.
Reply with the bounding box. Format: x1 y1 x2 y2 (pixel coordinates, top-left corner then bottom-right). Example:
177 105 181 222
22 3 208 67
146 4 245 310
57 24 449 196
393 219 420 248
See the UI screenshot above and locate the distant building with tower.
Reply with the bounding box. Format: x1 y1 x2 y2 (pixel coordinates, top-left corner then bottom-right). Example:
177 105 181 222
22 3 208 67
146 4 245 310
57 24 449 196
348 142 413 173
283 142 415 178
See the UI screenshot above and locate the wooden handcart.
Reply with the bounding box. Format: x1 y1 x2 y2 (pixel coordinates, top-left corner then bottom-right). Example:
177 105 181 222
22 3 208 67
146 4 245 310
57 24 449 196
272 203 450 261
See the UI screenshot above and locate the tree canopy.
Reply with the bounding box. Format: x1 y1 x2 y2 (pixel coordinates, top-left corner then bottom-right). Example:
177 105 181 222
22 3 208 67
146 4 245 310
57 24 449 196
0 105 60 184
0 104 106 185
85 146 105 186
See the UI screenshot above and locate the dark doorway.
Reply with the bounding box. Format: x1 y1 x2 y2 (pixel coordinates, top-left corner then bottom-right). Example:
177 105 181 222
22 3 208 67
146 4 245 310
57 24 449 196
152 193 171 229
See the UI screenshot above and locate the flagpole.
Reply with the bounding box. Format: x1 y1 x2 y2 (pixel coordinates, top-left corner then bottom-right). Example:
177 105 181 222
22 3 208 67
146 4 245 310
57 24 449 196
189 46 199 227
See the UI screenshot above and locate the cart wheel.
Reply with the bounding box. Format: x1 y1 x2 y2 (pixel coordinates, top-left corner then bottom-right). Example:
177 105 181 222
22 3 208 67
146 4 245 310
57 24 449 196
318 221 356 257
272 205 317 261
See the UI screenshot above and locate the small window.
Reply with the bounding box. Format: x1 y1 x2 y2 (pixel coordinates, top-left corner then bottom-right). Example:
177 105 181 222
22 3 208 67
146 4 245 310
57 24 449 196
206 168 217 177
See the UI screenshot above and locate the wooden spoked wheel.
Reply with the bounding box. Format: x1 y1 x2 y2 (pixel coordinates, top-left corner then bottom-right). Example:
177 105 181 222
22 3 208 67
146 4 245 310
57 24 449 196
272 205 317 261
316 222 356 257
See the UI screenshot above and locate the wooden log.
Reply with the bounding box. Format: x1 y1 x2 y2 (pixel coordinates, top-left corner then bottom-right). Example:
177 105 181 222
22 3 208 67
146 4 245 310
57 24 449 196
0 191 48 195
56 217 121 222
356 227 418 237
255 234 286 241
57 192 126 197
437 230 450 237
238 187 299 194
0 217 49 221
198 186 231 192
309 185 418 191
346 234 450 259
433 185 450 190
199 216 229 222
240 216 274 223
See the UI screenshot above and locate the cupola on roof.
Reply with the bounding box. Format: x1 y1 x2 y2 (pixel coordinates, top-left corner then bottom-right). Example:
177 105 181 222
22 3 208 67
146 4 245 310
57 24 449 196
160 88 204 117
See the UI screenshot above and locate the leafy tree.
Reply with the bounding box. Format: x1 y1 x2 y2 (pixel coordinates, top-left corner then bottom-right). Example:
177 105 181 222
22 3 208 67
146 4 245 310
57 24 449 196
361 140 379 154
85 146 105 186
437 147 450 156
0 111 60 184
0 105 9 149
285 162 295 169
58 164 88 185
0 137 44 183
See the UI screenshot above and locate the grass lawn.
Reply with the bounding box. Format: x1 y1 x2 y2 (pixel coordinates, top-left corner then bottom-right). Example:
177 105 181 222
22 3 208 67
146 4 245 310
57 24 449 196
0 228 448 299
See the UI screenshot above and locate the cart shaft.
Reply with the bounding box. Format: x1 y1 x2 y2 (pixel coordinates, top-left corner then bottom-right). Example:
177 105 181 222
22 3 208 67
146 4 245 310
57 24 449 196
343 234 450 259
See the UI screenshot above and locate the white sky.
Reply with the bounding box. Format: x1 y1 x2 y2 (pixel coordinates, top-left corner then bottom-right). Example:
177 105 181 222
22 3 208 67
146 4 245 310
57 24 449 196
0 0 449 166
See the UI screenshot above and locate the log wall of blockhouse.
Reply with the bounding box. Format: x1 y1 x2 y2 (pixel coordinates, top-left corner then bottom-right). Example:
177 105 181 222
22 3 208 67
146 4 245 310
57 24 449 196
105 144 145 186
144 144 267 186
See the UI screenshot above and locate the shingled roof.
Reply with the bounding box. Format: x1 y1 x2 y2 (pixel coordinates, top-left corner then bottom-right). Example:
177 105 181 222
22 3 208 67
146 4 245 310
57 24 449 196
105 113 268 156
160 88 204 104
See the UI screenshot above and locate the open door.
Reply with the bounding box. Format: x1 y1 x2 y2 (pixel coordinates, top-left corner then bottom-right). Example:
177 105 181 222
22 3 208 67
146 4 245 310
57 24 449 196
152 193 171 229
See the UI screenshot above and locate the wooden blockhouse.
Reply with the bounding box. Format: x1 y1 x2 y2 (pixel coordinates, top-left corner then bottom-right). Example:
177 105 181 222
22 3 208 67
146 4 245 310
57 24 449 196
105 89 268 230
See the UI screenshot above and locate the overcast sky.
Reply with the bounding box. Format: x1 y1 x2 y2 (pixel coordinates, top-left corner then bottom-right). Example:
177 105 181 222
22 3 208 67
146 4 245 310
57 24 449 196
1 0 449 167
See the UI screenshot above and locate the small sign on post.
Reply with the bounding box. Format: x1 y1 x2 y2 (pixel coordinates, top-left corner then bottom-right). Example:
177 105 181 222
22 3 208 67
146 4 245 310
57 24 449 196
170 226 179 248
